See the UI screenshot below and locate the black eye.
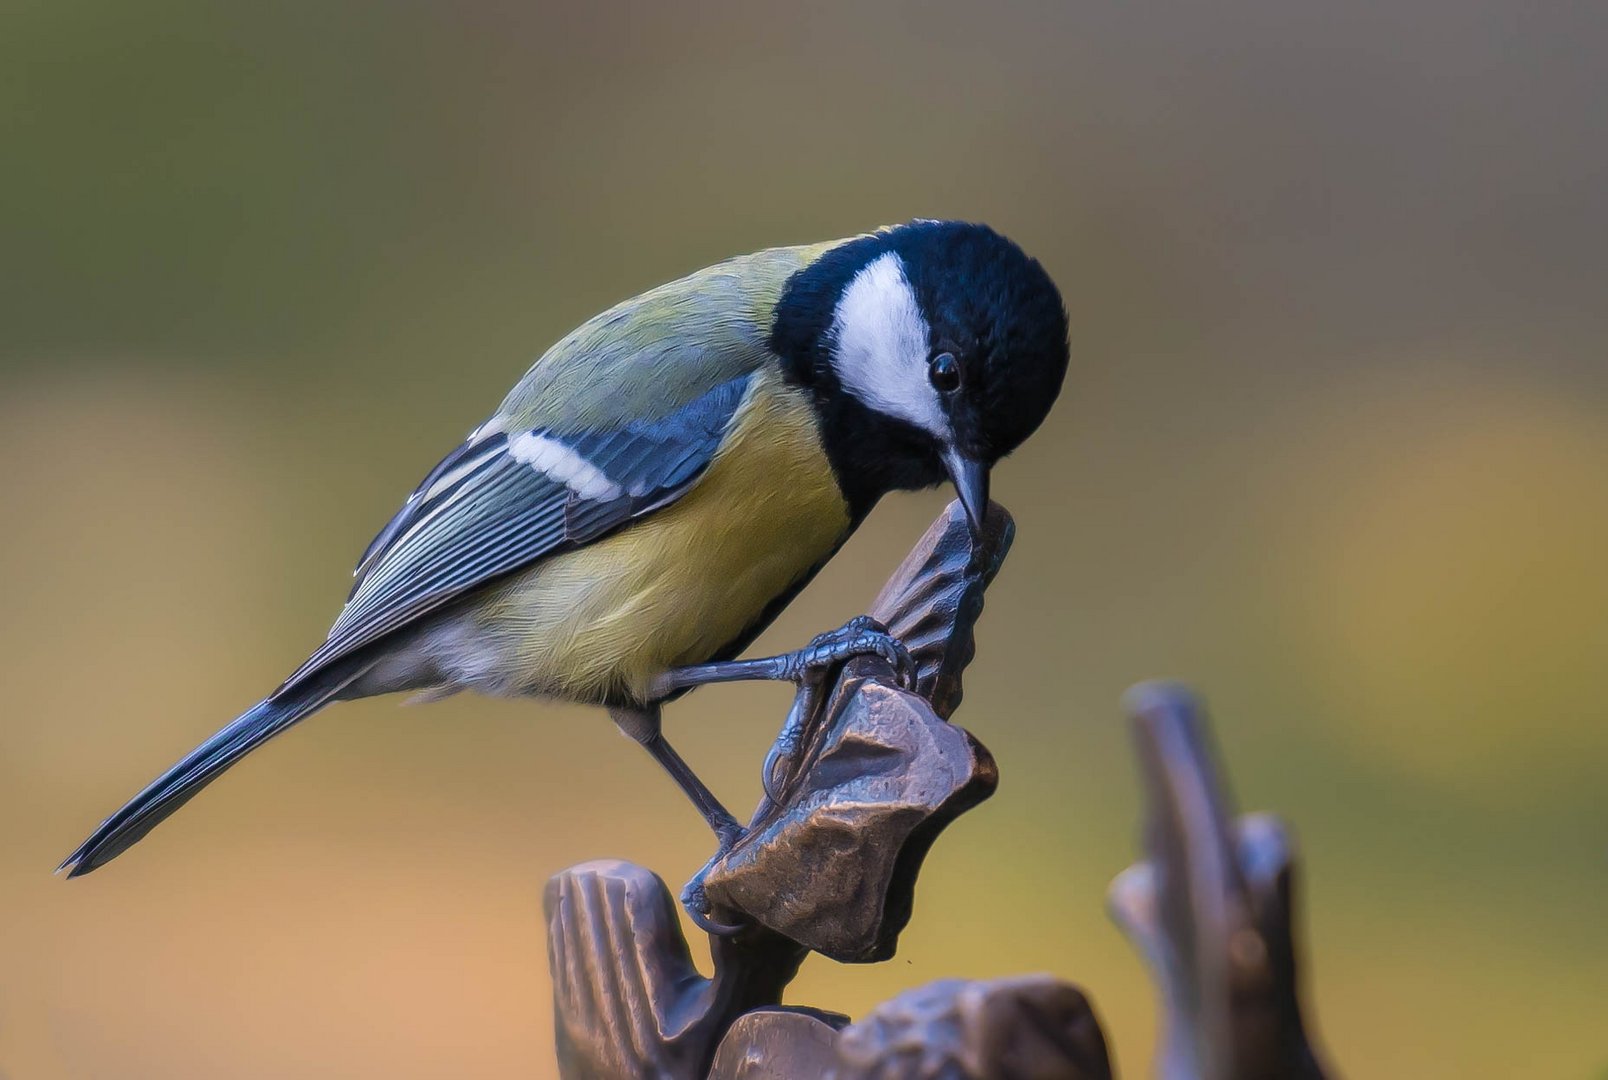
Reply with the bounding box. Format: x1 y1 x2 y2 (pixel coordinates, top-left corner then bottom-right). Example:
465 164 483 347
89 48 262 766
928 352 961 393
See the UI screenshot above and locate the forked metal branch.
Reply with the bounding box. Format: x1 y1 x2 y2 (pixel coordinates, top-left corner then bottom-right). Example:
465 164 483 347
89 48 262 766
544 503 1335 1079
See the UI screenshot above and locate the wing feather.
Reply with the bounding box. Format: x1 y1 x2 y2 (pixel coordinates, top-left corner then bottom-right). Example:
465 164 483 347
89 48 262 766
276 372 753 695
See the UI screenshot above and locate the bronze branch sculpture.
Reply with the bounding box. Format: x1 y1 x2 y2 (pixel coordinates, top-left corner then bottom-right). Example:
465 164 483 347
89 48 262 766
544 502 1336 1079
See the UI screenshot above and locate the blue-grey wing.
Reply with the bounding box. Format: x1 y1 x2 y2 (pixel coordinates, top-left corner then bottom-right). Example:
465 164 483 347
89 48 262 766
276 372 752 694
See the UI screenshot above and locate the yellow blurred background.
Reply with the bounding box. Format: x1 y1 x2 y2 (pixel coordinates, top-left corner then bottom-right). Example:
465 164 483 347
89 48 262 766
3 2 1604 1076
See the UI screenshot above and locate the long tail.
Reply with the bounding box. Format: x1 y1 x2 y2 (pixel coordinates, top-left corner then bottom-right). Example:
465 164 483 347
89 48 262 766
58 666 363 878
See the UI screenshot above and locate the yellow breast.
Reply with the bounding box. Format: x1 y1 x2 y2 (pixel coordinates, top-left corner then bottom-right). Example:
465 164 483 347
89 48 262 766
470 366 852 704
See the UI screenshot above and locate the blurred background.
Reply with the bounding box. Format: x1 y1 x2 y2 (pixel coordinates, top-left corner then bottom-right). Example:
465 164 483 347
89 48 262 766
3 1 1605 1076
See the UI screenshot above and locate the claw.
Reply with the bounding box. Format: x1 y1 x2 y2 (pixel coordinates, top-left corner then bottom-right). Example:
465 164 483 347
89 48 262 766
682 881 747 937
681 840 748 937
895 656 916 690
882 635 917 689
761 740 792 804
761 681 822 805
860 627 916 689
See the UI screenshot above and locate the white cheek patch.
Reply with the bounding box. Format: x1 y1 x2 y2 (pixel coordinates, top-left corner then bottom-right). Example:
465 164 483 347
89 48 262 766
507 432 624 501
829 251 945 437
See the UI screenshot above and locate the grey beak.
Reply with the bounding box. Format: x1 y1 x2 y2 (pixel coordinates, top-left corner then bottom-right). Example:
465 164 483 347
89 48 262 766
941 447 990 538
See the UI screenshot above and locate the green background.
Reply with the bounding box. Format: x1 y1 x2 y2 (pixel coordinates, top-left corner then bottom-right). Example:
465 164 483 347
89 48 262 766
3 2 1604 1076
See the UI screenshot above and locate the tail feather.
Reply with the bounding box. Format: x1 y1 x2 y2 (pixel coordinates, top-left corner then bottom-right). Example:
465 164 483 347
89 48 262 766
59 674 354 878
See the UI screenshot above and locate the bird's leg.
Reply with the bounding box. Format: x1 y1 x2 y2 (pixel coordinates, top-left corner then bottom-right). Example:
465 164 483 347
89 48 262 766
617 619 915 934
654 617 915 816
647 615 916 699
608 704 747 935
609 704 744 846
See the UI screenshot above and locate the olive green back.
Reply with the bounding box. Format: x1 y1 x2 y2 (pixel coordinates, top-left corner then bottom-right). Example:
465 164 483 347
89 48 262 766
495 242 838 434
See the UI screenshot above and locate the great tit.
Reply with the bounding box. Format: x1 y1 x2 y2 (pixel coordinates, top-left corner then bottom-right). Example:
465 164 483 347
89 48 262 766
61 219 1069 879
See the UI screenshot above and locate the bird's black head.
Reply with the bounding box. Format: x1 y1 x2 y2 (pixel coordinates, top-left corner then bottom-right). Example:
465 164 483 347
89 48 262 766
771 220 1070 531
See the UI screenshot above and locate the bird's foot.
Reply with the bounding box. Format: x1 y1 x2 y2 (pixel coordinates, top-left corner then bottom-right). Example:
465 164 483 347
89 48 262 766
757 619 913 804
681 818 748 937
782 615 916 689
649 616 914 703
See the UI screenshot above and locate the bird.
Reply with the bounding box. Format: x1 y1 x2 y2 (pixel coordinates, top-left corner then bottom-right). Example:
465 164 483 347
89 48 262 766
60 219 1070 894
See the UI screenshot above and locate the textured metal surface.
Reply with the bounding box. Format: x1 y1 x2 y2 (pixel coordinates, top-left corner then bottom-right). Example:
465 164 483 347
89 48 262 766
1108 683 1333 1080
546 499 1043 1078
697 500 1010 960
545 860 804 1080
832 976 1112 1080
701 674 997 961
706 1009 848 1079
708 977 1111 1080
868 500 1015 719
545 517 1337 1080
